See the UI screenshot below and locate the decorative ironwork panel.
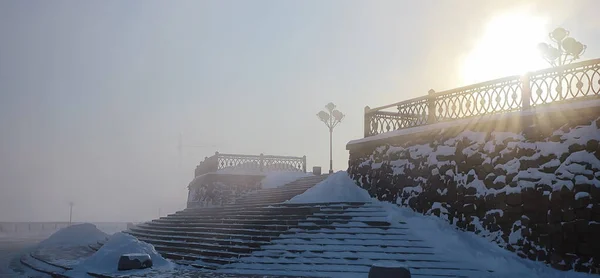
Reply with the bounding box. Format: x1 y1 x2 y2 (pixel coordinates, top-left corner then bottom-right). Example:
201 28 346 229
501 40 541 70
217 155 262 171
530 60 600 106
366 112 403 136
263 156 304 172
362 59 600 138
434 77 522 121
397 97 429 127
366 98 429 136
211 153 306 173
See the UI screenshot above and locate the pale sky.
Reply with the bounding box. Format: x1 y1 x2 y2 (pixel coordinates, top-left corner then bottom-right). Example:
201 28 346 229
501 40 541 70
1 0 599 222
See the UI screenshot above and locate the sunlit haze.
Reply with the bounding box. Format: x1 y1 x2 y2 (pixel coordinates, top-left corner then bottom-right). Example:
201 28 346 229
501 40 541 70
1 0 599 223
462 8 550 84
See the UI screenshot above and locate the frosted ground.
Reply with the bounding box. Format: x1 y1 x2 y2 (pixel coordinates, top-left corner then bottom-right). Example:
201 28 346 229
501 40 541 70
5 171 597 277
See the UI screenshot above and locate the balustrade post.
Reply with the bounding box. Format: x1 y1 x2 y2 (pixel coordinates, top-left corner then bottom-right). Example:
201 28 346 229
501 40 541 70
427 89 437 124
302 155 307 173
521 73 531 110
259 153 264 172
212 152 220 172
363 106 371 137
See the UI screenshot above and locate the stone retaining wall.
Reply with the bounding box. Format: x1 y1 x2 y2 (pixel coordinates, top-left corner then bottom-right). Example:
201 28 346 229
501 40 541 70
347 104 600 273
187 173 264 208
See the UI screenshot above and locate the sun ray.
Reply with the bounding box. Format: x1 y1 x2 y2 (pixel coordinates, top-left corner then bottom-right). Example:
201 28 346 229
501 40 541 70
462 10 550 85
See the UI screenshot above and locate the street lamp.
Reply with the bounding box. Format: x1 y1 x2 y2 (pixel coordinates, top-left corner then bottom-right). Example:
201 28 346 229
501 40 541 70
537 27 587 101
68 202 74 225
317 102 344 174
538 27 586 67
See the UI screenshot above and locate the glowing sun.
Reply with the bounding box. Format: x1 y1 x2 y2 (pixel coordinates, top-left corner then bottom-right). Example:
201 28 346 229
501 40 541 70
462 11 550 85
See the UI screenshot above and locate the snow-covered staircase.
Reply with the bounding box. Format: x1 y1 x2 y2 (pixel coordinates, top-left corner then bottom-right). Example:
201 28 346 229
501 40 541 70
216 202 492 278
126 175 329 266
125 174 493 277
233 175 330 206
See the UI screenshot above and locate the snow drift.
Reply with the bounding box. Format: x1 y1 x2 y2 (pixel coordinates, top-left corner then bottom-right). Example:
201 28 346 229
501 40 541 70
37 223 107 248
286 171 372 203
70 232 172 274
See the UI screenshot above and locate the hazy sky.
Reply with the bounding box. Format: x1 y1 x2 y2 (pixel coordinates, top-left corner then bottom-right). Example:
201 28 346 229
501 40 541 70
1 0 599 222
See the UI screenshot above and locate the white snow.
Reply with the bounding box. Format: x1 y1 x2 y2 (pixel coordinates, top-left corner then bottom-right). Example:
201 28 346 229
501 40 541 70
260 172 313 189
286 171 372 203
508 221 523 245
287 171 596 277
68 232 173 275
379 202 596 278
575 192 590 200
37 223 107 248
371 262 409 269
41 170 599 277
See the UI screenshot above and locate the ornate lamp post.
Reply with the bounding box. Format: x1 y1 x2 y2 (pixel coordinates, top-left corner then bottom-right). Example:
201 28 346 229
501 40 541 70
317 103 344 174
538 27 586 67
537 27 587 101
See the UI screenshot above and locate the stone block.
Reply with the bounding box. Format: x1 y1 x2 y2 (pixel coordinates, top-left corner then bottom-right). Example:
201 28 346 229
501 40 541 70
573 195 591 209
548 134 563 142
575 208 591 221
562 208 576 222
559 189 575 207
118 253 152 271
368 264 411 278
593 212 600 222
573 183 591 193
590 185 600 200
568 143 586 153
536 233 551 246
520 159 540 171
562 222 576 237
516 147 537 158
540 165 559 174
506 173 517 184
521 188 542 202
574 262 592 273
484 175 503 190
537 249 549 262
547 209 562 224
506 193 522 206
549 190 562 204
487 223 502 232
532 223 550 235
462 194 477 204
464 187 477 195
488 200 508 212
523 199 547 213
573 219 589 234
528 211 547 224
586 139 599 153
462 203 477 214
589 222 600 235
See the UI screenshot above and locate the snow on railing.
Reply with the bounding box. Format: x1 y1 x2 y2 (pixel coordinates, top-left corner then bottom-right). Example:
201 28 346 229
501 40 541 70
364 58 600 137
194 152 307 177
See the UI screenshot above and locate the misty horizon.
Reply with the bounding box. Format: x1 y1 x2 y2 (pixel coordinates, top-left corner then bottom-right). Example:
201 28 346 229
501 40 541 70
1 0 599 223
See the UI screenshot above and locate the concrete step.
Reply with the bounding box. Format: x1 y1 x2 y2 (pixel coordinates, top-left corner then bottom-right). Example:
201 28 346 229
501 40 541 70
150 218 393 227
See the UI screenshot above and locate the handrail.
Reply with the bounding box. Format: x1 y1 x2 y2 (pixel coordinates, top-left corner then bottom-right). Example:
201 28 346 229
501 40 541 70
367 95 430 113
364 58 600 137
194 152 307 177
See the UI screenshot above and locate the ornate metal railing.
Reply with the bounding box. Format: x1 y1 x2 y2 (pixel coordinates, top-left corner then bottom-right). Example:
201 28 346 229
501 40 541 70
365 58 600 137
194 152 307 177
